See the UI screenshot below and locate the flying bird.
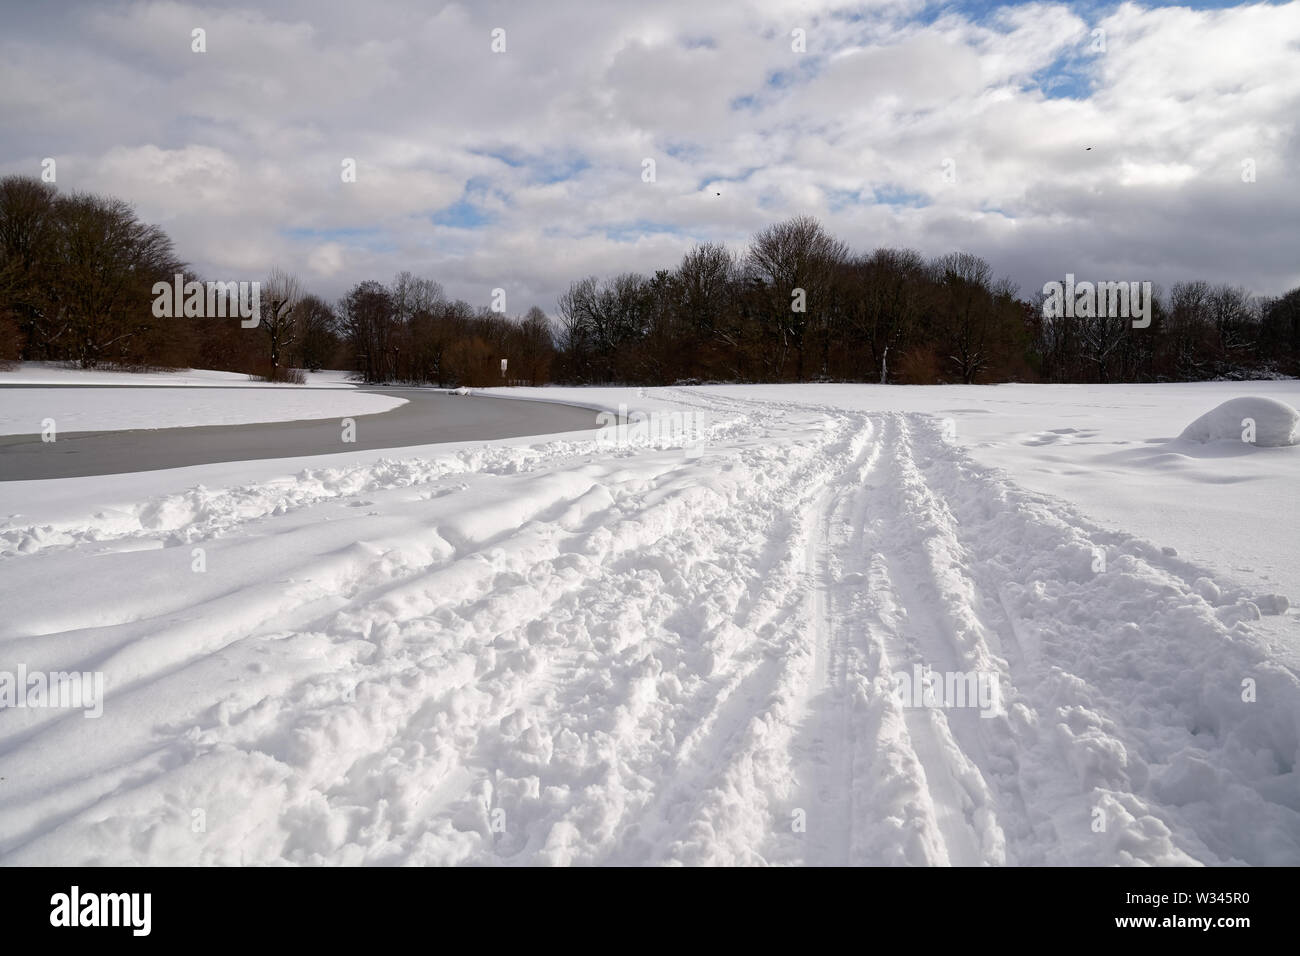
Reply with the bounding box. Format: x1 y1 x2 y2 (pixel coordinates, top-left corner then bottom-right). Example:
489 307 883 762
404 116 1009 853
1084 146 1093 151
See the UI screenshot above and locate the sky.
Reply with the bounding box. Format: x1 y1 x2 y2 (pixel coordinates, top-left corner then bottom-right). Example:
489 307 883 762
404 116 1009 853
2 0 1298 313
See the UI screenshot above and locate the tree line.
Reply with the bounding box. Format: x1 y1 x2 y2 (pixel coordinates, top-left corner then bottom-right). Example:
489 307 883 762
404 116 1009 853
555 215 1300 385
0 175 555 385
3 175 1297 386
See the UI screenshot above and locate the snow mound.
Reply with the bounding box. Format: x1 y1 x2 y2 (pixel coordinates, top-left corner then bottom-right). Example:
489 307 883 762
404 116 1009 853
1178 396 1300 447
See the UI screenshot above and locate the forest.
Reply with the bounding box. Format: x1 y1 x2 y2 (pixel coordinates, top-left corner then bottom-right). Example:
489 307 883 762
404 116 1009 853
3 175 1297 387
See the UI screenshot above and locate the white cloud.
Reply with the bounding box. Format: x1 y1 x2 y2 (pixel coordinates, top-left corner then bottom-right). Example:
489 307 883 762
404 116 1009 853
1 0 1296 308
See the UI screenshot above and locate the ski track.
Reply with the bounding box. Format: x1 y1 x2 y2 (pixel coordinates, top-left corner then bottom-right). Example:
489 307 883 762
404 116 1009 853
1 390 1297 866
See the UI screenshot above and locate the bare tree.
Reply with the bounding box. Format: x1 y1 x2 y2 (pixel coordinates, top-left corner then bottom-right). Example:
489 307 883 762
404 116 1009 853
0 176 57 360
1209 284 1256 367
845 248 926 383
1166 281 1212 379
261 268 302 380
293 293 337 371
678 243 734 334
392 271 444 319
44 192 182 368
340 280 394 382
517 305 554 385
557 276 598 379
931 252 997 384
746 215 848 380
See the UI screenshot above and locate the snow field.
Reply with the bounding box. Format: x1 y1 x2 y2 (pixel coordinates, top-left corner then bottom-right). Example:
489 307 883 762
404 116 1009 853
0 363 360 388
1 387 1296 865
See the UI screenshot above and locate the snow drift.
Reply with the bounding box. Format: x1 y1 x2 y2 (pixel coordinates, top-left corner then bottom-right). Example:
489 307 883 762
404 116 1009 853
1178 396 1300 447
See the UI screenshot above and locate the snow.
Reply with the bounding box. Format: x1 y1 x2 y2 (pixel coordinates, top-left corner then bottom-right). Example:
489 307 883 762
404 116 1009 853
0 362 360 388
1 382 1297 865
485 382 1300 607
1178 396 1300 447
0 385 405 434
0 361 403 436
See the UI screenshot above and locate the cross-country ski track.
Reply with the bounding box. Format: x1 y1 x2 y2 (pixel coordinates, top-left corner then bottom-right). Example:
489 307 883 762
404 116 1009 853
0 389 1296 866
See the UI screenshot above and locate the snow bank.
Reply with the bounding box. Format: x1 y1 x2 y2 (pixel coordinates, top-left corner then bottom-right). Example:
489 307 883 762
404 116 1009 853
0 362 359 388
0 387 405 434
1178 396 1300 447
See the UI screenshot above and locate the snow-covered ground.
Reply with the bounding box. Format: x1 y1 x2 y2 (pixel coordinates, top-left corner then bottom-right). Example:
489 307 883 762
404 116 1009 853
0 363 360 388
0 372 404 435
483 382 1300 610
0 383 1297 865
